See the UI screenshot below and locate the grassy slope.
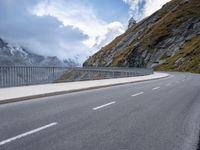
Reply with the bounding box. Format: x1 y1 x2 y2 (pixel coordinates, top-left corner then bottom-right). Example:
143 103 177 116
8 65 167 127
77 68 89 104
155 35 200 73
111 0 200 72
140 0 199 48
84 33 126 66
84 0 200 73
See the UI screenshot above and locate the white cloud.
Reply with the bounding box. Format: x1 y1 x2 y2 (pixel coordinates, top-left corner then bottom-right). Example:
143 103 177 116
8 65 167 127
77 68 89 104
122 0 143 20
143 0 171 17
96 22 124 48
123 0 171 21
32 0 125 53
0 0 126 64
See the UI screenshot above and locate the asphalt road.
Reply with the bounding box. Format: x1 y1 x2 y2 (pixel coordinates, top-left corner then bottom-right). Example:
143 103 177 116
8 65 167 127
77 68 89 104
0 72 200 150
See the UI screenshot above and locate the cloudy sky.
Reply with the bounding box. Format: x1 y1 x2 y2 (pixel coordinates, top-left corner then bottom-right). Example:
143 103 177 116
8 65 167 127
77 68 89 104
0 0 170 63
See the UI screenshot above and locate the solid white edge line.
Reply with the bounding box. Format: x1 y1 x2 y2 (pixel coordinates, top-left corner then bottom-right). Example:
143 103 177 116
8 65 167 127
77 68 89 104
0 122 58 146
131 92 144 97
93 101 116 110
152 87 160 90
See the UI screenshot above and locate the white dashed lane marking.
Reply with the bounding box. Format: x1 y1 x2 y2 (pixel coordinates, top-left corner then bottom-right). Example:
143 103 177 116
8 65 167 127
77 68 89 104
93 101 116 110
0 122 58 146
131 92 144 97
152 87 160 90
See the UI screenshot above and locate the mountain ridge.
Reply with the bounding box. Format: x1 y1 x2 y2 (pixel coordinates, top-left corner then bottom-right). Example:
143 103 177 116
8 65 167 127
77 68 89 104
83 0 200 73
0 38 78 67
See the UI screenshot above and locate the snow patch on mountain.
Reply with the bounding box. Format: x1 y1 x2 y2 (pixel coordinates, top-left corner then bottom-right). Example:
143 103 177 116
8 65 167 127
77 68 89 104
0 38 79 67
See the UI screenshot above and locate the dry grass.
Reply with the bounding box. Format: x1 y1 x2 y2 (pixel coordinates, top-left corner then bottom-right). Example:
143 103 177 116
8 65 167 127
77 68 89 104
141 0 200 49
155 35 200 73
84 0 200 70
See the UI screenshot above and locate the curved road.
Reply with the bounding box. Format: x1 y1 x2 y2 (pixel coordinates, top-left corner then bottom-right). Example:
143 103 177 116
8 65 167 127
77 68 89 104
0 72 200 150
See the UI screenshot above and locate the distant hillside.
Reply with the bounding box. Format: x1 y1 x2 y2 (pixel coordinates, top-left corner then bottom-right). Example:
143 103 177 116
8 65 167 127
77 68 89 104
84 0 200 73
0 38 78 67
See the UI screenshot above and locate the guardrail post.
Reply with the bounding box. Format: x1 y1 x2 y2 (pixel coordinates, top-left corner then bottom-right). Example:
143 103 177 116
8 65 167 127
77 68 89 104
0 66 2 88
53 67 55 81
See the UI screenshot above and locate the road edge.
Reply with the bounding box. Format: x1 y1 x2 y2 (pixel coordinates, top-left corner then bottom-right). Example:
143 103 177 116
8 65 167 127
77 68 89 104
0 73 169 105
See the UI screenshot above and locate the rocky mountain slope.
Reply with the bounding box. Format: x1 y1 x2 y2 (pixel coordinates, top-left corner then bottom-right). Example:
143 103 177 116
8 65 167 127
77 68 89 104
0 38 78 67
84 0 200 73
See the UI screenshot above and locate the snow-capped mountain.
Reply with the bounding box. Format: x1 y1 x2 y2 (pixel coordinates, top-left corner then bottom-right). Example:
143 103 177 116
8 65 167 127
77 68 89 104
0 38 79 67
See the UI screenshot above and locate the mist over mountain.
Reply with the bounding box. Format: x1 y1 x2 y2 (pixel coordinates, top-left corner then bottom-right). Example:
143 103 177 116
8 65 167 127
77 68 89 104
0 38 79 67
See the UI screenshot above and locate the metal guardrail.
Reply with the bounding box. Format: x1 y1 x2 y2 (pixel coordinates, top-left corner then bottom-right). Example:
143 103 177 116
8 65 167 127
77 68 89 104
0 66 153 88
0 66 68 88
76 67 153 80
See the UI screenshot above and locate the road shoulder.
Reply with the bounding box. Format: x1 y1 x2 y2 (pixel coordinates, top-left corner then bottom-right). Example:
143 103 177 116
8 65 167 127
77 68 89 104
0 72 169 104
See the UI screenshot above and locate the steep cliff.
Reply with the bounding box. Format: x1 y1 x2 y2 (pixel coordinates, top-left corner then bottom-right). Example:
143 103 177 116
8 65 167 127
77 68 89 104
84 0 200 73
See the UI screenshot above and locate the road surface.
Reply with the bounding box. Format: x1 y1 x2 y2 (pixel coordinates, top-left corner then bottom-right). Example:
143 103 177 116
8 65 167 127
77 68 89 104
0 72 200 150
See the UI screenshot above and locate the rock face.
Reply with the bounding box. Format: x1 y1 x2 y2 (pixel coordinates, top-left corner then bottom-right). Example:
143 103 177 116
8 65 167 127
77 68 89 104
128 17 136 29
0 38 78 67
84 0 200 73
